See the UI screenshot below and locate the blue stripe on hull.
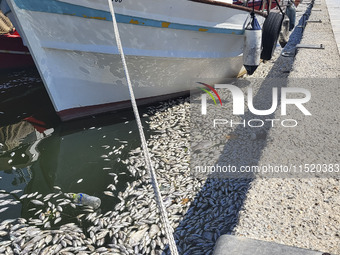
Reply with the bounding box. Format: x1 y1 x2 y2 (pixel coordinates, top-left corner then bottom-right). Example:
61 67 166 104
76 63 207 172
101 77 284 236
13 0 244 35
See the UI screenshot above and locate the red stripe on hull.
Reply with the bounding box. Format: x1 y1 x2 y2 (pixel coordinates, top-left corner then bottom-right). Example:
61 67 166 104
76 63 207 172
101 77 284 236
58 91 191 121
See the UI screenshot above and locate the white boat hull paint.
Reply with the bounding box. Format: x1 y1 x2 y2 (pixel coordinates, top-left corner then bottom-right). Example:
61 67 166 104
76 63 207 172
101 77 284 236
5 0 261 120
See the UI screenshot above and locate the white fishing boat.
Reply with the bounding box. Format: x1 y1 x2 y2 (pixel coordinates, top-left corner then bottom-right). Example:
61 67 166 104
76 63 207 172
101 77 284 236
2 0 275 121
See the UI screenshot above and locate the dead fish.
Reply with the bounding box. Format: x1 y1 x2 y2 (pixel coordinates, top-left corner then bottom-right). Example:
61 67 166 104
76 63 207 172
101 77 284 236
0 230 8 237
77 179 83 184
44 222 51 229
43 193 54 201
0 207 9 213
34 209 43 215
0 194 9 199
20 194 28 200
30 200 44 206
52 193 60 198
104 191 114 197
10 189 22 194
53 186 62 191
58 201 70 206
0 200 12 206
54 217 61 224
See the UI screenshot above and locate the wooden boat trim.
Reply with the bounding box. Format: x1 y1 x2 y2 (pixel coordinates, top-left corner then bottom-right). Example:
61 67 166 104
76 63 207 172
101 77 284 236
189 0 268 17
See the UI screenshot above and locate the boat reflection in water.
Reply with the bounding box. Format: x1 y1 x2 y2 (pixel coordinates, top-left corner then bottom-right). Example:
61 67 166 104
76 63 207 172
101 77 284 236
0 107 145 222
0 118 54 184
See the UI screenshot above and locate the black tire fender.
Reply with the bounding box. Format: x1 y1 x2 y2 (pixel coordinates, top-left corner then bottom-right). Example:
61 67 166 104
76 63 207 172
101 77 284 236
261 12 284 60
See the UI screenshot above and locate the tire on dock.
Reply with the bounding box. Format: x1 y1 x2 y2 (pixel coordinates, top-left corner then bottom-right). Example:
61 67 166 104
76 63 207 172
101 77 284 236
261 12 284 60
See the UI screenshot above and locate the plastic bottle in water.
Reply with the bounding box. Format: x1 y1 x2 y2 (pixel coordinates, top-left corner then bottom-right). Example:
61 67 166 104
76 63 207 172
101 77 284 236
72 193 101 209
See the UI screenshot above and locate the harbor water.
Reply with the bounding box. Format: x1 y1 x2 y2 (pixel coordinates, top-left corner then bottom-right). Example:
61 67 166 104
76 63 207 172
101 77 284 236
0 67 147 224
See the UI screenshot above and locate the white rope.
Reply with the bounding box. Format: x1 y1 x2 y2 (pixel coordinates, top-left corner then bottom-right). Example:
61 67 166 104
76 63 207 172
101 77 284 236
107 1 179 255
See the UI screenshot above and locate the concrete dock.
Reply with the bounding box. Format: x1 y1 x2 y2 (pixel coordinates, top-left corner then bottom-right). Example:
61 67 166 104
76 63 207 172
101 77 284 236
215 0 340 254
326 0 340 53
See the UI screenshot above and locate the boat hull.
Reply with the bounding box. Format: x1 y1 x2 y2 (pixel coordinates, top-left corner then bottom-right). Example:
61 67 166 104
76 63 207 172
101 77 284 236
0 32 34 70
5 0 257 120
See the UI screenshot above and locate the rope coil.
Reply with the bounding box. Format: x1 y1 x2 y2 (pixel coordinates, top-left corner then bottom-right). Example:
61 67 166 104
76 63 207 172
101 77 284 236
107 1 179 254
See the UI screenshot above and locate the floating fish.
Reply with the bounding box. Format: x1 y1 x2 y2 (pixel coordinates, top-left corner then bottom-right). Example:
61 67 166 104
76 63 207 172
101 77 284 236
0 207 9 213
0 194 9 199
0 200 11 206
10 189 22 194
30 200 44 206
77 179 83 184
104 191 114 197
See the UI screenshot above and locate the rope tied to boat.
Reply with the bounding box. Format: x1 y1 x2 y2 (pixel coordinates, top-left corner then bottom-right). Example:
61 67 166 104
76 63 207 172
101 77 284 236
107 1 179 254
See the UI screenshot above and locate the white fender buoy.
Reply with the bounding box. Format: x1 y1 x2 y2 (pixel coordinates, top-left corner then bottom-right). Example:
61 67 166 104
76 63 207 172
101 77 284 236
286 0 296 31
243 14 262 75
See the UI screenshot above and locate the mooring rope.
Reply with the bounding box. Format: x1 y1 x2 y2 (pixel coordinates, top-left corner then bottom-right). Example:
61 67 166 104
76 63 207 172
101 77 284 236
107 1 179 254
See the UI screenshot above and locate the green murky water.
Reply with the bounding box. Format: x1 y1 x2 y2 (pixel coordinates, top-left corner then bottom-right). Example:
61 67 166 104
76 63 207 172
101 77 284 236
0 68 148 223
